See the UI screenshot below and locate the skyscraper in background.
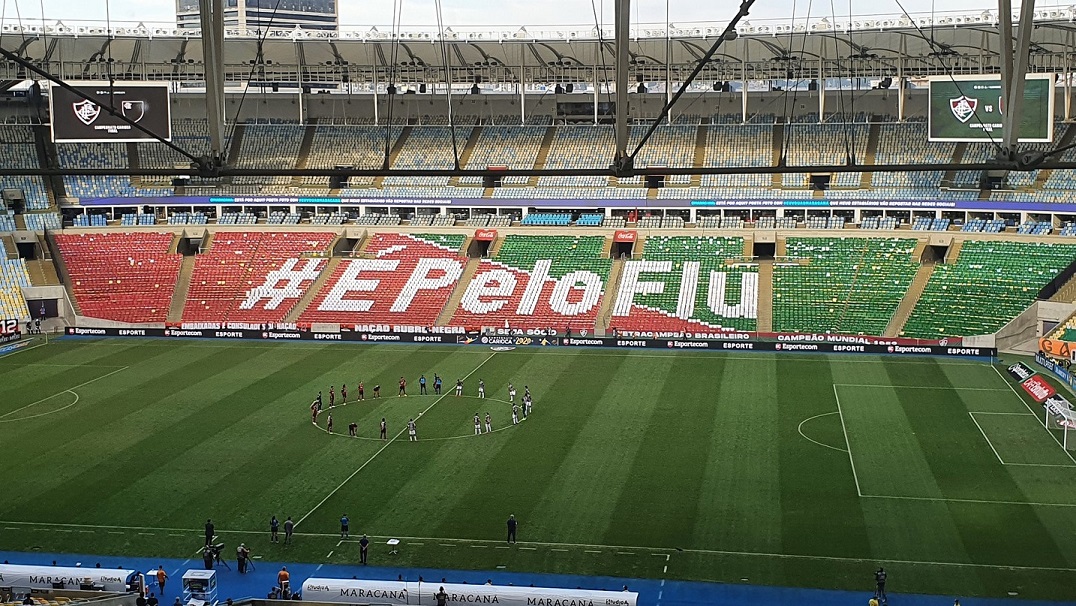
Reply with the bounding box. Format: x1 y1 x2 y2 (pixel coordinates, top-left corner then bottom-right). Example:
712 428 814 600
177 0 338 32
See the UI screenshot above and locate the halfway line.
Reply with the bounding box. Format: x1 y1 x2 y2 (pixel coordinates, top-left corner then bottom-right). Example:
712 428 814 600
295 353 498 527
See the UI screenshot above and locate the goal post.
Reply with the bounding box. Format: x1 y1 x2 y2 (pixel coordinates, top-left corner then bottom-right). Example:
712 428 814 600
1043 397 1076 451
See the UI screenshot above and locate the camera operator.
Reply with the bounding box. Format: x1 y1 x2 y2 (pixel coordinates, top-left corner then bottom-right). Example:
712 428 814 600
236 543 251 574
202 546 214 570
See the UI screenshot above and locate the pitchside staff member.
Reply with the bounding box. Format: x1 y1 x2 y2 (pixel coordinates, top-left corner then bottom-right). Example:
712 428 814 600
874 568 887 603
270 516 280 543
204 519 214 546
506 514 517 544
359 534 370 564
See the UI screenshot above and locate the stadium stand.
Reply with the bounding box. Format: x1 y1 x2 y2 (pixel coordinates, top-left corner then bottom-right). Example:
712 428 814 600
57 143 172 199
182 231 337 324
72 214 108 227
304 124 398 187
450 235 612 331
268 211 302 225
460 126 545 185
0 213 18 232
772 237 919 335
232 121 305 186
121 213 157 226
55 232 181 323
536 127 612 187
218 212 259 225
609 236 758 333
0 127 49 210
299 233 467 327
902 240 1076 338
522 213 572 226
871 121 953 195
24 213 61 231
0 248 32 322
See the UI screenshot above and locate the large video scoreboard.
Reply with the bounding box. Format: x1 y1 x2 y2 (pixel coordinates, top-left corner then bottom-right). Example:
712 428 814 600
928 73 1054 143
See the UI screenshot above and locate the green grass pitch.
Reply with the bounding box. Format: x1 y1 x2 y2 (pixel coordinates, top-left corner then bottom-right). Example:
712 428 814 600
2 338 1075 600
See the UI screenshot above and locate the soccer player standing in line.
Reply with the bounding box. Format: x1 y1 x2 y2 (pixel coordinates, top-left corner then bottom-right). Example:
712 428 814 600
474 414 482 435
455 378 464 397
329 386 335 408
310 401 319 424
484 412 492 433
478 379 485 398
408 418 418 441
511 404 519 425
399 377 407 396
380 418 387 440
327 414 334 434
358 381 365 401
508 383 516 403
341 384 347 404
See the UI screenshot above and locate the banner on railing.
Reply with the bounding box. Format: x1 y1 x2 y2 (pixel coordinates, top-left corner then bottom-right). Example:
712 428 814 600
64 326 997 358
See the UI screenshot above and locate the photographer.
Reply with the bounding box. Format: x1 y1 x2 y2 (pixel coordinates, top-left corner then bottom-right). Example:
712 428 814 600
236 543 251 574
202 546 214 570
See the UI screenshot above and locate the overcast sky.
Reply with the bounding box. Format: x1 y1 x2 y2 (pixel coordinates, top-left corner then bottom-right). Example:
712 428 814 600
0 0 1063 28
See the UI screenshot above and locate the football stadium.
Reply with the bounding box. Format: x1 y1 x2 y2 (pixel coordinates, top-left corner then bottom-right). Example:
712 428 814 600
2 1 1076 606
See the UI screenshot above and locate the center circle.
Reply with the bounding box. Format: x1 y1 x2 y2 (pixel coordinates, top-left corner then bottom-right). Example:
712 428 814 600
311 394 529 441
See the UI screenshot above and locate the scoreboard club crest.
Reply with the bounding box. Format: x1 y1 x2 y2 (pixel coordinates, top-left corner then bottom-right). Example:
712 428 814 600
949 95 978 123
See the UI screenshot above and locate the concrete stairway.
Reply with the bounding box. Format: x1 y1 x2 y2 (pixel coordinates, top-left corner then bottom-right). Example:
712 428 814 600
167 255 198 323
436 258 481 326
24 259 60 286
1050 273 1076 303
373 127 413 187
690 127 708 187
527 127 557 187
595 257 626 335
283 257 342 323
755 260 774 332
884 261 936 337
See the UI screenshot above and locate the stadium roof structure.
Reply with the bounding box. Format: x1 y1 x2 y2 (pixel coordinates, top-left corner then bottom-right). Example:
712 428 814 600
2 2 1075 179
2 8 1076 83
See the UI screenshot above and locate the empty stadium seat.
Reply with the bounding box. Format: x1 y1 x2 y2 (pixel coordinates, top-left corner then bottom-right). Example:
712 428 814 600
182 231 337 324
55 232 181 323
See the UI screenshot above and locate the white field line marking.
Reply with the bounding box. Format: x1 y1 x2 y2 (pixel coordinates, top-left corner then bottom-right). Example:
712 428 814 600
861 493 1076 508
970 411 1035 415
990 365 1076 466
326 551 333 558
0 342 46 359
3 519 1076 572
832 385 863 497
833 384 1009 391
796 411 848 453
1002 462 1076 468
0 362 127 368
0 391 78 423
0 366 128 421
295 353 498 527
968 412 1007 465
92 340 990 365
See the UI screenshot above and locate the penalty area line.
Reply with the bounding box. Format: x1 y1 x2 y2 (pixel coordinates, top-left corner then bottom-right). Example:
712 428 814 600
294 353 499 528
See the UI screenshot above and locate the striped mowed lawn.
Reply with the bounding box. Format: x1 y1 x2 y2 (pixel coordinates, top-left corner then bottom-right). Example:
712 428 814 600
1 338 1074 600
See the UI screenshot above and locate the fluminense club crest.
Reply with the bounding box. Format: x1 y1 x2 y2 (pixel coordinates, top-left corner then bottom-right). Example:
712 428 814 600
949 95 977 123
72 99 101 125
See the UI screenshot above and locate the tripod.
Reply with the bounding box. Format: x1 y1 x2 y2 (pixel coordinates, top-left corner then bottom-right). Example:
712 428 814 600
212 550 231 571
